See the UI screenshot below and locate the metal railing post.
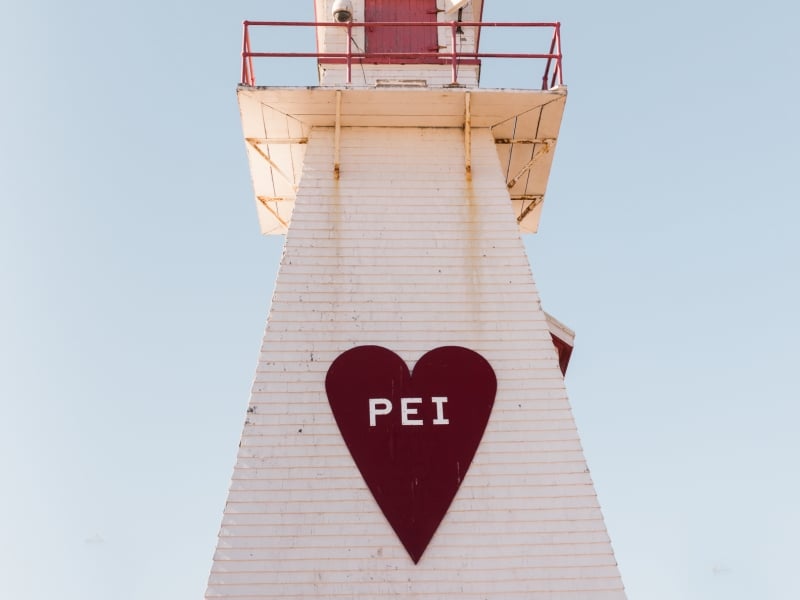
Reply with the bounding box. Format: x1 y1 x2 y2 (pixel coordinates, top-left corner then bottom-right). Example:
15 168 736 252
346 21 353 84
242 21 250 85
554 22 563 87
542 26 556 90
451 22 458 85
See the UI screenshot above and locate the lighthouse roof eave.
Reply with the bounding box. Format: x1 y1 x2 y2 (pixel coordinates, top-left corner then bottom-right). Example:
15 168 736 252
237 84 566 235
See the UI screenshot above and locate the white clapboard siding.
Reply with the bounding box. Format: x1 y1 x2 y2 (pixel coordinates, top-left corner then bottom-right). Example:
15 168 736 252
319 64 480 88
206 127 626 599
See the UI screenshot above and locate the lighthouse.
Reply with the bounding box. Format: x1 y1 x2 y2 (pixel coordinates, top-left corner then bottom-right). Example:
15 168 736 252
206 1 626 598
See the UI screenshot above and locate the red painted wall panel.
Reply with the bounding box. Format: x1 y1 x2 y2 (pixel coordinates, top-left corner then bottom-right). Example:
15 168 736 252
365 0 439 63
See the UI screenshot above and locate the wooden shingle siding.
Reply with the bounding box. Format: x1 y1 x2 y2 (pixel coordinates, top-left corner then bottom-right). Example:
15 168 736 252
206 127 625 598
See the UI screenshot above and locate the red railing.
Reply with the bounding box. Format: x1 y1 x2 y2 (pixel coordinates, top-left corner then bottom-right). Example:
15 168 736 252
241 21 563 90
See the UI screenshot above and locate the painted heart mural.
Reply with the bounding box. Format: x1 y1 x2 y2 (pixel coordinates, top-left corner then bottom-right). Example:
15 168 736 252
325 345 496 563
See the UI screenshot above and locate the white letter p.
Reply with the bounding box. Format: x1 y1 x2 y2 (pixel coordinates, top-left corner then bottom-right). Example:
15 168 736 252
369 398 392 427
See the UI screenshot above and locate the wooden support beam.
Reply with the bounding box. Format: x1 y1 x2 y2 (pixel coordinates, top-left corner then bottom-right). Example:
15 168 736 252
245 137 308 145
515 195 544 223
464 92 472 181
334 90 342 180
494 138 549 145
507 139 553 189
257 196 289 228
247 139 297 190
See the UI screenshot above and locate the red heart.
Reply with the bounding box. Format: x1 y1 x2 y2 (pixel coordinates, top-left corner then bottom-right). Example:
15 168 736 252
325 346 496 563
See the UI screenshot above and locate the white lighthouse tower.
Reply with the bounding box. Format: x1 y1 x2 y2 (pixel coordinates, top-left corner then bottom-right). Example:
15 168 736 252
206 1 626 598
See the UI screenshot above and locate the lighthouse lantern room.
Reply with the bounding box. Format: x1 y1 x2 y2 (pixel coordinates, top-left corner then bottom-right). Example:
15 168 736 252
207 1 626 598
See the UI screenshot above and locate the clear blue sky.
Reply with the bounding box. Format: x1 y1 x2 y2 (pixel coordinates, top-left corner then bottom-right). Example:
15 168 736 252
1 2 797 599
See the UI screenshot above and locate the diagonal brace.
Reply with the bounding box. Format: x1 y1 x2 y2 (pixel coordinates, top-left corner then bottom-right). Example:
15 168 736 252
507 139 555 190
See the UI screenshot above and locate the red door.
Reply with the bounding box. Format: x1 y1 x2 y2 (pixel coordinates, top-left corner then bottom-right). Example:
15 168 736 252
365 0 439 63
